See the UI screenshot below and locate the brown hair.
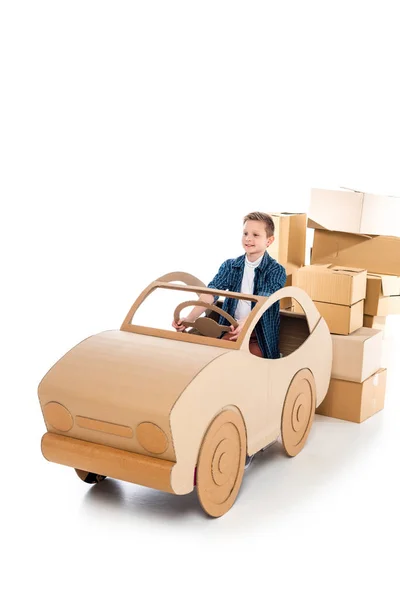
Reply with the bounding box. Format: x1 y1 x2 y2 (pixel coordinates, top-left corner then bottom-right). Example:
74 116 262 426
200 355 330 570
243 212 275 237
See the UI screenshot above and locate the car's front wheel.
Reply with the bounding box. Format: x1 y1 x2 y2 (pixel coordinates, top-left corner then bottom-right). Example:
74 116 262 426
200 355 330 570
75 469 107 484
281 368 316 457
196 409 246 518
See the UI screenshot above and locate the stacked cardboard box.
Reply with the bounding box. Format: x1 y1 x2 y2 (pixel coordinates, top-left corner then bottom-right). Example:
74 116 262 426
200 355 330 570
364 274 400 317
269 212 307 276
316 328 387 422
363 315 386 331
293 264 367 334
309 188 400 275
363 273 400 368
362 315 392 368
305 187 399 422
269 212 307 310
317 368 387 423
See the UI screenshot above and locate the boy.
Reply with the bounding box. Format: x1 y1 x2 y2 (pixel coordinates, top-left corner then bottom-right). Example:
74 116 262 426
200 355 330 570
172 211 286 359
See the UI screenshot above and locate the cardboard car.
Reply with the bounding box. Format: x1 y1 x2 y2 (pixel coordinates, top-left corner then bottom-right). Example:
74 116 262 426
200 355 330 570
38 271 332 517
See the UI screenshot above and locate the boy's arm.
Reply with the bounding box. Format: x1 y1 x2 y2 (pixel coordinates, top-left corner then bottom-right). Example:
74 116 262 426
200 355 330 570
206 260 231 302
183 292 215 322
272 265 286 292
186 259 231 321
269 264 287 294
173 260 231 328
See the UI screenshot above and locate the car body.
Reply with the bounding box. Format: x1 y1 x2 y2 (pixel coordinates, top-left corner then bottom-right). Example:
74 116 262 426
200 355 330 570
39 271 332 517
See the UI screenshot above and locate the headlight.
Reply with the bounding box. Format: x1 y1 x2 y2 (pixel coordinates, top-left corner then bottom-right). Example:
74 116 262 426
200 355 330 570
136 422 168 454
43 402 73 432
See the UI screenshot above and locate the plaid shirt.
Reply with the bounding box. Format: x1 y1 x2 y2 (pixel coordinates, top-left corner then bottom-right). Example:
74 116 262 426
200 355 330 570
207 252 286 359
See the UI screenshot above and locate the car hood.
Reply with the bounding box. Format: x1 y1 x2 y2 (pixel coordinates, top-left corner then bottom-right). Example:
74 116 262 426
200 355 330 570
38 330 229 421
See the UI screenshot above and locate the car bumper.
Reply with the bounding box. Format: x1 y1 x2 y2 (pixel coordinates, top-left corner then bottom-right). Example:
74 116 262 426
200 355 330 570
41 432 175 494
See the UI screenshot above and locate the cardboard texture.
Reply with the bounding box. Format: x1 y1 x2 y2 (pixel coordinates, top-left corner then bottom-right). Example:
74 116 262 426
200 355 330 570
363 314 387 333
381 338 392 369
294 264 367 305
311 229 400 276
281 369 316 456
368 273 400 297
365 295 400 317
313 300 364 335
38 272 332 517
316 369 387 423
331 327 383 383
196 410 246 517
364 273 400 316
380 338 390 369
42 433 175 492
308 187 400 237
269 212 306 275
292 264 365 334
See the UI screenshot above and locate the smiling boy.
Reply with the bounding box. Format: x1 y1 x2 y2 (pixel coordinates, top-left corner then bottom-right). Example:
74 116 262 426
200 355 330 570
172 211 286 359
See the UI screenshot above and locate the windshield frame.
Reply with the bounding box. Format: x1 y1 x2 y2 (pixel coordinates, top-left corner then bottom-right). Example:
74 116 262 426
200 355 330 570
120 281 267 350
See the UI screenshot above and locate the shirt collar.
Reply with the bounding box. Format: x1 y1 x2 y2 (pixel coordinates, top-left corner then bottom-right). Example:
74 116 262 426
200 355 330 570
232 251 270 272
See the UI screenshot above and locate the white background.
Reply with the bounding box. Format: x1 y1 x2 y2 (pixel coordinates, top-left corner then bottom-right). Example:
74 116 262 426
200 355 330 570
1 1 400 599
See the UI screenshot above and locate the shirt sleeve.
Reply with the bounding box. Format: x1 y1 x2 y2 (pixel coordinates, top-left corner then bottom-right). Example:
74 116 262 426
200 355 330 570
207 260 231 302
268 264 287 294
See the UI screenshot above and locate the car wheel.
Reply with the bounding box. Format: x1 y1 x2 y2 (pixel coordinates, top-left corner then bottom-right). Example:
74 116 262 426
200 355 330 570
281 368 316 457
75 469 107 484
196 409 246 518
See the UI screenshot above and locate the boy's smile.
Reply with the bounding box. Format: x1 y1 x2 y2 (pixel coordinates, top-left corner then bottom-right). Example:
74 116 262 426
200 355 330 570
242 219 274 262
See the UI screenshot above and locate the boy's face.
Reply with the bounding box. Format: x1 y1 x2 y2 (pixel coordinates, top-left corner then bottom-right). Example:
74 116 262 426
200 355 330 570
242 219 274 259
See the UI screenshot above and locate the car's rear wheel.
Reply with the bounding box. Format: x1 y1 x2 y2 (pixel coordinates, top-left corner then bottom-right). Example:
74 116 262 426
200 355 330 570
75 469 107 484
196 409 246 517
281 368 316 457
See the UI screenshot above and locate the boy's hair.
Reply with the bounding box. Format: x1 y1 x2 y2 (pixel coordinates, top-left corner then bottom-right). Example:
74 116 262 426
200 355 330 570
243 212 275 238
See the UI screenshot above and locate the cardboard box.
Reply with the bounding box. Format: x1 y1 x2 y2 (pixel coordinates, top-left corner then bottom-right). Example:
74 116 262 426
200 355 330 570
292 264 365 334
308 187 400 237
381 338 392 369
364 273 400 316
295 264 367 305
269 213 306 275
331 327 383 382
363 315 387 334
316 369 387 423
314 300 364 335
365 295 400 317
311 229 400 276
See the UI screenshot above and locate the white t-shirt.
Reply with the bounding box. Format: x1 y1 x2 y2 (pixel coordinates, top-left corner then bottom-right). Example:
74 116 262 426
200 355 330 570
234 254 263 321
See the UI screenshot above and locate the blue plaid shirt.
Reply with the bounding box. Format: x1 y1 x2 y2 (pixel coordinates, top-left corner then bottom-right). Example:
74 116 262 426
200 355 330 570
207 252 286 359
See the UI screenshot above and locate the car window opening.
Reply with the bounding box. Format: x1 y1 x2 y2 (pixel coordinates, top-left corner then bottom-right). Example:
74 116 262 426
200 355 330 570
129 286 313 355
208 300 311 358
279 307 311 357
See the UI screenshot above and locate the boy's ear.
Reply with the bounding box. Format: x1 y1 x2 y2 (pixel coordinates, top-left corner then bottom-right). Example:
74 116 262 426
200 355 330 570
267 236 275 247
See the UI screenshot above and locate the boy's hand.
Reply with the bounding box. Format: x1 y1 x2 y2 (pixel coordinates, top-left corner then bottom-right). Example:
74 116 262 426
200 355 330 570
172 318 193 332
228 319 246 341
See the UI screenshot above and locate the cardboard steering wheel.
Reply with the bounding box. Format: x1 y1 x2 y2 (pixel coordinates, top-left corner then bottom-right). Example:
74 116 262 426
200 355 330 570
174 300 239 338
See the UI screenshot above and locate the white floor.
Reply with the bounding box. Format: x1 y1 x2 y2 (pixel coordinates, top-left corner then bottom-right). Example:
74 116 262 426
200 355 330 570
4 320 399 600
